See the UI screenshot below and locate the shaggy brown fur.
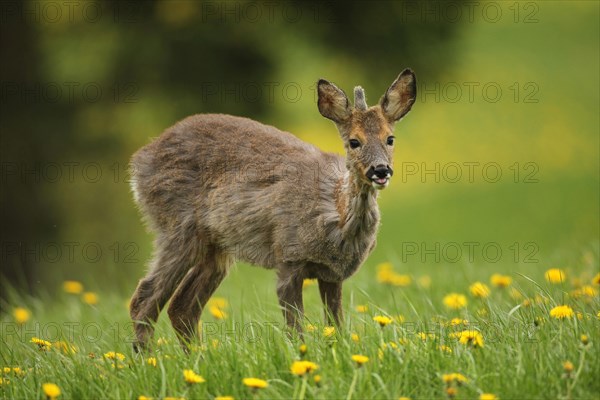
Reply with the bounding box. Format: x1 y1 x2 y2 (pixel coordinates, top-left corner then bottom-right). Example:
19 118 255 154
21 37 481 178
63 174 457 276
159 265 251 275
129 69 417 350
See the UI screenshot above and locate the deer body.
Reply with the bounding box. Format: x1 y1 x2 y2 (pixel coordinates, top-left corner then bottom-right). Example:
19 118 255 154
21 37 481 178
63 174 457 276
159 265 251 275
129 70 416 349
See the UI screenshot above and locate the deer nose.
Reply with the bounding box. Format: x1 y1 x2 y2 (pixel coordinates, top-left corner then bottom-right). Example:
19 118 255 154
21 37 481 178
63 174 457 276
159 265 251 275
373 164 393 178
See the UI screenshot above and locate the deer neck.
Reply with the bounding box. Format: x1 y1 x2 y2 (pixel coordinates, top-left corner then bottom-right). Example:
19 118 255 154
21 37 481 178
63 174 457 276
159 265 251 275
336 170 380 238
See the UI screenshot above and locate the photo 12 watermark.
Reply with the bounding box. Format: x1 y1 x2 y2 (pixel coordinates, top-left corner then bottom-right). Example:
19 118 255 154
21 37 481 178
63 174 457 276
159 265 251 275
0 81 139 104
0 1 339 25
399 1 540 24
400 241 540 264
1 241 140 264
399 161 540 184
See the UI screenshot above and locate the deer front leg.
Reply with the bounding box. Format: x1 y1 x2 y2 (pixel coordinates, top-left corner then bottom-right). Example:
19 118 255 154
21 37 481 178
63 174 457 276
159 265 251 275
318 279 343 327
276 269 304 336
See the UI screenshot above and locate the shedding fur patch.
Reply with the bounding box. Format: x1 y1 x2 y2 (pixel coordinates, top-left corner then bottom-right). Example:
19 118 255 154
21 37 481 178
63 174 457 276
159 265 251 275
130 176 140 204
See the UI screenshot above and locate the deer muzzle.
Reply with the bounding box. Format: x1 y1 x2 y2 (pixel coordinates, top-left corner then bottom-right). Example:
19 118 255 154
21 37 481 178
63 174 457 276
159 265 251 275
367 164 393 189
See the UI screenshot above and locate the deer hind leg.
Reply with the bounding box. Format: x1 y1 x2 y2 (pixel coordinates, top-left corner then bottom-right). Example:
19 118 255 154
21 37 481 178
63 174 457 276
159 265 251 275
167 250 232 347
276 268 305 336
129 234 201 352
318 279 343 327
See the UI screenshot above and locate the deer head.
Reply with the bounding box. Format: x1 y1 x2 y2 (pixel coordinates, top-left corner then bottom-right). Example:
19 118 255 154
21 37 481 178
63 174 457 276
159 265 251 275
317 69 416 190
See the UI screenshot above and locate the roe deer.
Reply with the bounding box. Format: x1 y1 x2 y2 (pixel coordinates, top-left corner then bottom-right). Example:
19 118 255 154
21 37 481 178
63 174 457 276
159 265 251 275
129 69 417 350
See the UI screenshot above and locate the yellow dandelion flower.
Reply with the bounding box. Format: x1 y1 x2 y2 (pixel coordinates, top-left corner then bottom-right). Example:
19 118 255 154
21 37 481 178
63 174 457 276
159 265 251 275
572 285 598 298
418 275 431 288
137 396 153 400
373 315 393 327
13 307 30 324
164 397 185 400
355 304 368 313
510 288 523 300
376 262 394 283
63 280 83 294
215 397 234 400
53 341 76 354
42 383 61 399
351 333 360 343
580 334 589 345
209 305 228 319
550 305 574 320
439 345 453 354
390 274 411 287
442 373 468 384
582 285 598 296
490 274 512 288
103 352 125 370
323 326 335 337
303 279 317 288
314 374 321 384
545 268 566 284
563 360 574 373
31 337 51 351
209 297 228 309
399 397 411 400
243 377 268 389
290 360 319 376
448 318 468 327
479 394 498 400
103 351 125 361
147 357 157 367
183 369 205 384
443 293 467 310
2 367 24 377
457 330 484 348
593 273 600 285
299 344 307 355
469 282 490 298
82 292 98 305
306 324 317 333
351 354 369 366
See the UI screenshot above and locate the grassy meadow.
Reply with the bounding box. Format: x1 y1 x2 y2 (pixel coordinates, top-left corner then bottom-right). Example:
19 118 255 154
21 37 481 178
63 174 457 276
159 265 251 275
1 259 599 399
1 1 599 400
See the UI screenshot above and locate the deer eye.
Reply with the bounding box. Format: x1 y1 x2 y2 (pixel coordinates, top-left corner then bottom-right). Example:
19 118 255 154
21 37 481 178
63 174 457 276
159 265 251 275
386 136 395 146
349 139 361 149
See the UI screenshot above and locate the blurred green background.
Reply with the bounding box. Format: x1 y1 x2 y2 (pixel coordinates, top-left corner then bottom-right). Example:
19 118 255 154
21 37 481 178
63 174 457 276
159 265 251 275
1 0 598 305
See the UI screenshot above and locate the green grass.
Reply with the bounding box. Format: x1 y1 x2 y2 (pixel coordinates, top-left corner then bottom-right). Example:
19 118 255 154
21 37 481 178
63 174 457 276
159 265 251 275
1 253 599 399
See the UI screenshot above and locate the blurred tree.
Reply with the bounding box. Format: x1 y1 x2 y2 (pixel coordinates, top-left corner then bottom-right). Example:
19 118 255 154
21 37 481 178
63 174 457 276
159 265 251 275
0 0 464 304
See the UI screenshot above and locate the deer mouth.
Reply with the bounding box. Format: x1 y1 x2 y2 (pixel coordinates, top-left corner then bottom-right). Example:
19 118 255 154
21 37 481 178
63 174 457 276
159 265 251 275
370 176 390 189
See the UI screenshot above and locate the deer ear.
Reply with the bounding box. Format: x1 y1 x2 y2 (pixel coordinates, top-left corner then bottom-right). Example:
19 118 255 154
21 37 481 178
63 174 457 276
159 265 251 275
380 69 417 122
317 79 351 123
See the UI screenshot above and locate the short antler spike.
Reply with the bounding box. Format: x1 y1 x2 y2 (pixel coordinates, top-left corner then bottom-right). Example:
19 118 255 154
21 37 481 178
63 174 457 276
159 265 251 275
354 86 367 110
